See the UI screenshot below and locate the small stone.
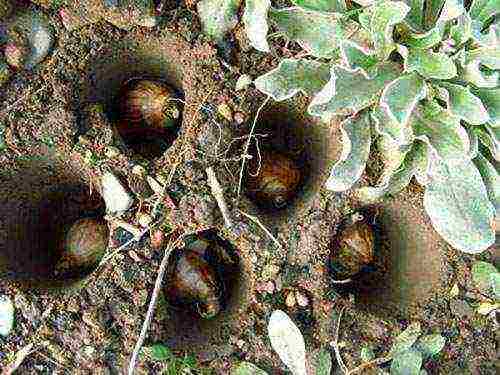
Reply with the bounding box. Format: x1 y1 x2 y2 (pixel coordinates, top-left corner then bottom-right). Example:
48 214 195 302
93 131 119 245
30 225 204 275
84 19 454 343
101 171 134 216
234 112 245 125
449 299 474 319
217 103 233 122
104 146 120 158
0 295 14 336
295 290 309 307
137 213 153 228
235 74 252 91
449 283 459 298
131 165 146 176
128 250 142 263
285 291 296 308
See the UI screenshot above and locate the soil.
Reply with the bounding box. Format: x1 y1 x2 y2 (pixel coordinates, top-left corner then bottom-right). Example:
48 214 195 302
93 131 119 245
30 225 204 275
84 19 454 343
0 2 499 375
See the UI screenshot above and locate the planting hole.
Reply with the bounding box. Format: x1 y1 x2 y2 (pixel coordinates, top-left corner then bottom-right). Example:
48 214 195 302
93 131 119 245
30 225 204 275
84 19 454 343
161 229 243 349
84 39 185 160
0 158 108 288
242 104 334 223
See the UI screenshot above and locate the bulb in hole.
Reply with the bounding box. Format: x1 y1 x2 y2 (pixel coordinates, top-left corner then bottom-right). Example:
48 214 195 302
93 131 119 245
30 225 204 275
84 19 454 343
56 218 109 275
119 79 180 131
331 220 375 279
166 249 223 319
246 150 301 208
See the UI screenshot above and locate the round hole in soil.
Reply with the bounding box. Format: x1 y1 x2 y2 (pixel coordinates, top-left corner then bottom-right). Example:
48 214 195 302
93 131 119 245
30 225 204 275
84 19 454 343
83 39 185 160
161 229 243 349
0 158 108 289
242 104 333 222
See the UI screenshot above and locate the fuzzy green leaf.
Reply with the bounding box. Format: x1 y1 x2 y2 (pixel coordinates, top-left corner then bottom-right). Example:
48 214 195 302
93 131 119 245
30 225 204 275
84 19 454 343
197 0 241 42
412 102 470 165
472 88 500 127
466 47 500 70
232 362 269 375
0 295 14 337
291 0 346 12
254 59 330 101
309 63 400 116
390 322 422 356
381 73 426 126
356 140 429 203
474 153 500 211
472 18 500 47
312 349 332 375
469 0 500 24
144 344 172 361
439 83 490 125
270 7 348 58
243 0 271 52
370 1 410 59
472 261 499 294
372 105 414 145
423 156 495 253
423 0 446 28
390 349 423 375
475 126 500 161
360 347 376 362
406 49 457 79
491 273 500 299
403 27 443 49
405 0 425 30
437 0 465 22
450 13 473 45
340 40 378 74
416 334 446 358
461 60 500 88
325 112 371 192
467 126 479 158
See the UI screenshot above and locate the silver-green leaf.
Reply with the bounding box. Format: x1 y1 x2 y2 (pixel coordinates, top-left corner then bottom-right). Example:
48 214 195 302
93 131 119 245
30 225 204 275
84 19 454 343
243 0 271 52
389 322 422 356
423 156 495 253
412 102 470 165
469 0 500 24
416 334 446 359
254 59 330 101
325 112 371 192
390 349 423 375
472 261 499 294
340 40 378 75
197 0 241 42
381 73 426 126
406 49 457 79
474 153 500 211
370 1 410 59
232 362 269 375
472 87 500 127
439 82 490 125
270 7 349 58
309 63 400 117
311 348 332 375
291 0 346 12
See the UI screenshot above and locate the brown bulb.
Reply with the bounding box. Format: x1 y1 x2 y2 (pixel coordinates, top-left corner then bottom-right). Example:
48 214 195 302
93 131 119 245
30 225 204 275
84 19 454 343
57 218 109 273
166 249 222 319
119 79 180 132
246 150 301 208
331 220 374 279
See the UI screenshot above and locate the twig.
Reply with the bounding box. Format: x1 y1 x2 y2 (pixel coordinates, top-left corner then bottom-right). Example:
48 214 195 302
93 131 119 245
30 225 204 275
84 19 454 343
238 210 283 250
127 235 181 375
331 278 353 284
348 356 391 375
237 97 270 197
2 343 37 375
331 306 349 374
206 166 233 228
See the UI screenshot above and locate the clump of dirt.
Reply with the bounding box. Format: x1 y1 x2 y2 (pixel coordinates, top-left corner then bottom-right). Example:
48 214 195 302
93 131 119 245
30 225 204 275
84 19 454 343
0 2 498 374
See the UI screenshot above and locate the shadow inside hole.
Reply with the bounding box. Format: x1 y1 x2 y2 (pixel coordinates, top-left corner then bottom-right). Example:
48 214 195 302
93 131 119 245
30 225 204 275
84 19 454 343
242 104 329 221
162 229 242 349
82 39 185 160
0 162 107 288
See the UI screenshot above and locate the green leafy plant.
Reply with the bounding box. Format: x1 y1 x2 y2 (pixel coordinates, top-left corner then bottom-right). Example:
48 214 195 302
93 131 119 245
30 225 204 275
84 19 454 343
200 0 499 254
470 260 500 316
142 344 211 374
